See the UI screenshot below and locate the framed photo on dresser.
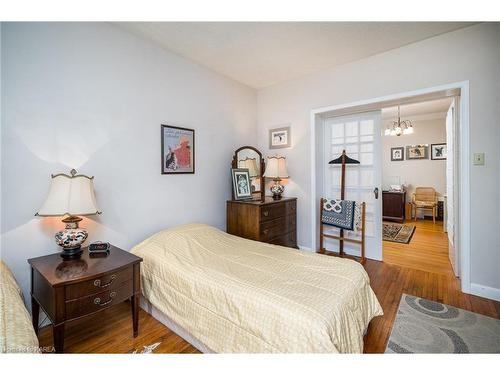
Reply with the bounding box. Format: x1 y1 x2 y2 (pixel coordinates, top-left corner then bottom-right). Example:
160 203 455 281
231 168 253 200
161 125 195 174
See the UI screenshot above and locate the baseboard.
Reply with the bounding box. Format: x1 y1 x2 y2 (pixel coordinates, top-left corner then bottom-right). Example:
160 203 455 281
298 245 313 252
470 283 500 302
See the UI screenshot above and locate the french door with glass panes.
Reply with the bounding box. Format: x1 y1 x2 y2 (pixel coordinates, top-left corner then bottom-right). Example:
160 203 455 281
322 111 382 260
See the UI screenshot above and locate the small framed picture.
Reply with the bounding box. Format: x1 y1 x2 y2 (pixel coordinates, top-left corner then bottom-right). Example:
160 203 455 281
431 143 447 160
391 147 404 161
231 169 253 200
406 144 428 160
269 126 291 149
161 125 195 174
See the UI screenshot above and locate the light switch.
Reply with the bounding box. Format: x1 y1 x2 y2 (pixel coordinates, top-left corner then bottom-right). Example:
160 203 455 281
473 153 485 166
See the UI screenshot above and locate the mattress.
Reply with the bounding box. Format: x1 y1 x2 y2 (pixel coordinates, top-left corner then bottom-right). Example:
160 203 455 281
131 223 383 353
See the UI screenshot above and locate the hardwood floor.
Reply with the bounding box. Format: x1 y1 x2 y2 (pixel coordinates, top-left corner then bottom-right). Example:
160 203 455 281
383 219 453 276
38 222 500 353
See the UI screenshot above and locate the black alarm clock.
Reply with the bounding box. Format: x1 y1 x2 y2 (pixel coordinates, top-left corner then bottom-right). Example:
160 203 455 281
89 241 111 253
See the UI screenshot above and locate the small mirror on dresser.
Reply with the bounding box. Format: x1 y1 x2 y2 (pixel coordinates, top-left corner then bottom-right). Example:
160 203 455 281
231 146 265 202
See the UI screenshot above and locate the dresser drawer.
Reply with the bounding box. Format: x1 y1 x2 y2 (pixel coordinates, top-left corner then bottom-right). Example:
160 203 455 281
65 266 133 300
260 203 286 222
260 215 296 240
268 231 297 248
65 279 133 320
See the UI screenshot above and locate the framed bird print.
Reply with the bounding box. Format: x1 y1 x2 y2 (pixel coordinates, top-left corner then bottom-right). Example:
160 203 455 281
431 143 447 160
269 126 291 149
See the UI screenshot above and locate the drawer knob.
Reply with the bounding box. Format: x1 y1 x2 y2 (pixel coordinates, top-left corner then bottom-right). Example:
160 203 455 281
263 229 269 235
94 291 117 306
94 274 116 288
263 211 269 217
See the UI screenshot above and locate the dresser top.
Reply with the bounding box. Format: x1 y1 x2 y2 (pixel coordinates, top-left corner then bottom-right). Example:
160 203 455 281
28 245 142 286
227 196 297 206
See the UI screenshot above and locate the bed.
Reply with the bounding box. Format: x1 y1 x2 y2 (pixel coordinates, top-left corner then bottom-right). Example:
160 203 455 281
0 261 40 353
131 223 383 353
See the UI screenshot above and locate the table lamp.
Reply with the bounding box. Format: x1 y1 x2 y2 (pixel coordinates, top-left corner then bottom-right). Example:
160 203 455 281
36 169 101 258
263 156 289 200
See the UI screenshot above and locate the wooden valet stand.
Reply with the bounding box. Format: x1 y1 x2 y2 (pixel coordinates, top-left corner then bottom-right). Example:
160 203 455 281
318 150 366 263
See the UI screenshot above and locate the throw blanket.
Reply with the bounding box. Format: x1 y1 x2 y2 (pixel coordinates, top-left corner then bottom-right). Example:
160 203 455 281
322 199 361 231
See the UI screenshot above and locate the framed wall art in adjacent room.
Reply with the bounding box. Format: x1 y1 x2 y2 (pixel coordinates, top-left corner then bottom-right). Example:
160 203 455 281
406 144 428 160
391 147 404 161
161 125 195 174
431 143 447 160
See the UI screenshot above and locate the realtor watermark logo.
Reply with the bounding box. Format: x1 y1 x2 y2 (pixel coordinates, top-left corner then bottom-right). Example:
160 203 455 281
1 345 55 353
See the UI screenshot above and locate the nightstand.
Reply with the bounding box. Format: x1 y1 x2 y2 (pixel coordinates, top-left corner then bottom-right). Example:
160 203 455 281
28 245 142 353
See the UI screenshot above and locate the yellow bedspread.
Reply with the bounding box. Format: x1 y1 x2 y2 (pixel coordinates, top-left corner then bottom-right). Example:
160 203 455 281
0 261 40 353
131 223 383 353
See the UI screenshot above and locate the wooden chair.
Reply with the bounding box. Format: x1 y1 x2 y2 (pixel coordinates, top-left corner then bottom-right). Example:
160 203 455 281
411 187 438 223
318 198 366 264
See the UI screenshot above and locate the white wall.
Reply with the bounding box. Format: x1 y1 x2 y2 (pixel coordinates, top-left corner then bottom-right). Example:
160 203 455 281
382 116 446 201
0 22 256 306
257 23 500 292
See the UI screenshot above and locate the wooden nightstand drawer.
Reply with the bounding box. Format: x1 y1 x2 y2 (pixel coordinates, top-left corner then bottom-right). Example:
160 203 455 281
268 231 297 248
260 203 286 222
65 279 133 320
65 266 133 300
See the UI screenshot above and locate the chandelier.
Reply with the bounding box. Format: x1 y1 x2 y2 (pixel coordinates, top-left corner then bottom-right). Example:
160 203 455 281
384 105 414 136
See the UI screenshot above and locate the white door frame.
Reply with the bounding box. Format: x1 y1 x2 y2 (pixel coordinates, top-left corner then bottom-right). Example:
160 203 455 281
310 81 470 294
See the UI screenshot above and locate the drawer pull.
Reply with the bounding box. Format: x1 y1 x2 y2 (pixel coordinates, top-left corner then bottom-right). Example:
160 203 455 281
94 291 117 306
93 274 116 288
263 211 269 217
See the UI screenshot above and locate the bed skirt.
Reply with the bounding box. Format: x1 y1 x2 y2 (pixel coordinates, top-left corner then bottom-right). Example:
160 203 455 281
140 296 214 353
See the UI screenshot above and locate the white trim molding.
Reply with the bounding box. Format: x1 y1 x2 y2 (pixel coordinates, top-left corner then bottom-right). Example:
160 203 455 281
470 284 500 302
310 81 471 295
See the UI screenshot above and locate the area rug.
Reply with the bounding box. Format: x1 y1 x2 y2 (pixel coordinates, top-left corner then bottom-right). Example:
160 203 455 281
385 294 500 353
383 222 415 244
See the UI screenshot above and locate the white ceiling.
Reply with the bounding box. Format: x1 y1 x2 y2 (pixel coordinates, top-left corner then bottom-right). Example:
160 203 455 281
381 97 453 120
116 22 474 89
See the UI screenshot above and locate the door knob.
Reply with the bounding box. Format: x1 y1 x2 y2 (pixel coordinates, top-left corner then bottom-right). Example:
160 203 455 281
374 187 379 199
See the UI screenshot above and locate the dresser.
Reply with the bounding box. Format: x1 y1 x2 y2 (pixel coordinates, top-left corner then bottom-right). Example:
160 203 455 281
382 190 406 223
28 245 142 353
226 196 297 248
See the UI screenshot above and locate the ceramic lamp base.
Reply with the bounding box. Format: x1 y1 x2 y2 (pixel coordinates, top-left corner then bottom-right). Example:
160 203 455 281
270 179 285 200
55 216 88 259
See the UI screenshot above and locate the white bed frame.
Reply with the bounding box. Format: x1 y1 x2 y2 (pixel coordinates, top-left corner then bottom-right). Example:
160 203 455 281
140 296 214 353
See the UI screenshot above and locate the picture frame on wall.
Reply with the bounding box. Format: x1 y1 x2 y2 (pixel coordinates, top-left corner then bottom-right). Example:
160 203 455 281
231 168 253 201
269 126 291 149
161 125 195 174
431 143 447 160
406 144 428 160
391 147 404 161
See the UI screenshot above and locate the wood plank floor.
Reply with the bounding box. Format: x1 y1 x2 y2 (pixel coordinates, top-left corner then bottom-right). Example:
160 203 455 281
38 220 500 353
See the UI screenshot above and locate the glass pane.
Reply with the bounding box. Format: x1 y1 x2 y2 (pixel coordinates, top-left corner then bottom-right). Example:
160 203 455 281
345 121 358 137
345 170 359 187
332 137 344 145
360 135 373 142
331 123 344 138
345 136 358 144
360 152 373 165
360 169 373 187
345 144 359 153
360 143 373 152
360 120 374 135
331 145 343 155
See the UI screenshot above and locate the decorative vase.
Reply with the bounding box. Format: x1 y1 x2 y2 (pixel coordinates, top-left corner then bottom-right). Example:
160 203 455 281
270 179 285 200
54 216 88 258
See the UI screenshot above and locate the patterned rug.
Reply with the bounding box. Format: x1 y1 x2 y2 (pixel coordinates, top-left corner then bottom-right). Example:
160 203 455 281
383 223 415 244
385 294 500 353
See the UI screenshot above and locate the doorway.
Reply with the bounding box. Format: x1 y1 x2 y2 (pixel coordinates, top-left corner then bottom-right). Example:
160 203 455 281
310 81 470 293
380 98 457 277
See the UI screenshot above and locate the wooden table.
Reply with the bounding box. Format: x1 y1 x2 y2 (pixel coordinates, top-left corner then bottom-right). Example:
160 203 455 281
28 245 142 353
